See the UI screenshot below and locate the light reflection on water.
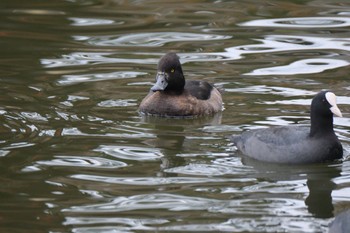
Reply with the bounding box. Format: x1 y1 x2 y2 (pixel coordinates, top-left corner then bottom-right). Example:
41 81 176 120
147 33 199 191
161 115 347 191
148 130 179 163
95 145 164 161
69 17 117 26
58 71 147 85
240 17 350 28
245 58 349 76
41 33 350 79
79 32 232 47
36 155 128 169
0 1 350 232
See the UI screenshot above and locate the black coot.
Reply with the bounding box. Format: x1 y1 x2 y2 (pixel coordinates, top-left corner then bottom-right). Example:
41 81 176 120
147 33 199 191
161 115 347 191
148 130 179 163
231 91 343 164
329 209 350 233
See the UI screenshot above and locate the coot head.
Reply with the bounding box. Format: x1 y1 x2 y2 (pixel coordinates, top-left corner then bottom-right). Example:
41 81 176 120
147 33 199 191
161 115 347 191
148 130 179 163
310 91 342 137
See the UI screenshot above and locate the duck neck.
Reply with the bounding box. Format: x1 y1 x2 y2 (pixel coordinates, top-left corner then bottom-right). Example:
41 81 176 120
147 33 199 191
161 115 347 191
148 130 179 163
309 112 334 138
165 74 185 93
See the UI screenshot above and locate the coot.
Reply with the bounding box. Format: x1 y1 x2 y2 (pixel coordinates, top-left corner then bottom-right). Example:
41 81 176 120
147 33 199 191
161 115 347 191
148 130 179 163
231 91 343 164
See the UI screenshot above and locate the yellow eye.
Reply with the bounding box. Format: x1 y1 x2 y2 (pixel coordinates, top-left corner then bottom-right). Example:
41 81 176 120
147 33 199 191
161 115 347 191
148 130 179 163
171 68 175 73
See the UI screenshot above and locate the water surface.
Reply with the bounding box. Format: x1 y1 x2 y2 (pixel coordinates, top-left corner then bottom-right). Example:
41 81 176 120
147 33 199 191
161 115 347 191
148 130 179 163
0 0 350 232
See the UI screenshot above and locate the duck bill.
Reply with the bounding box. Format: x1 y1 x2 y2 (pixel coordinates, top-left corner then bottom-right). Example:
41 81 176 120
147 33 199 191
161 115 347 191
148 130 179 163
151 72 168 92
330 105 342 117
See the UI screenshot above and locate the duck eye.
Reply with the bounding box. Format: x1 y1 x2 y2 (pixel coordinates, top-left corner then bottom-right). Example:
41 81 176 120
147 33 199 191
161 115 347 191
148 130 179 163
170 68 175 73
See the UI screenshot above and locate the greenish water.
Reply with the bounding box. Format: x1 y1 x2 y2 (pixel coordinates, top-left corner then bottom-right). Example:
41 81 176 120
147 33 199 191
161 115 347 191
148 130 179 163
0 0 350 232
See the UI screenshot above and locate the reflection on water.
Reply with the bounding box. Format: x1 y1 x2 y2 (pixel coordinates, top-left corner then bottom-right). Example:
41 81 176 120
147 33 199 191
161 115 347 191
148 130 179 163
245 58 349 75
95 145 164 161
0 0 350 232
240 17 350 28
58 71 147 86
226 85 316 97
42 33 350 78
69 17 116 26
80 32 231 47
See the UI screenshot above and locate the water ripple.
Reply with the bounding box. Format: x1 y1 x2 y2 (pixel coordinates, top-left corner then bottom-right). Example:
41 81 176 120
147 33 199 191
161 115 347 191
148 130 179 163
0 111 43 151
265 95 350 106
245 58 349 76
79 32 231 47
64 216 318 233
63 193 221 213
64 217 168 232
20 111 49 122
62 193 307 224
41 52 157 68
2 142 35 150
165 157 254 176
158 216 318 233
98 99 137 107
240 17 350 28
222 179 307 194
70 174 253 186
222 35 350 61
35 155 127 169
94 145 163 161
69 17 117 26
254 116 309 127
41 34 350 73
12 9 65 16
57 71 147 85
226 85 316 97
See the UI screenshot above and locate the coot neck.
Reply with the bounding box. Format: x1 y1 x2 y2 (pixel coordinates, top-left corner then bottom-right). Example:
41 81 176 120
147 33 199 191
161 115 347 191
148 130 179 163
309 112 334 138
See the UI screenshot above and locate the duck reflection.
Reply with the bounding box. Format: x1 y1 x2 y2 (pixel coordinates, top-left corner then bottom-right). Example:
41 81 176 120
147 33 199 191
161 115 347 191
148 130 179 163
305 172 338 218
140 112 222 172
241 156 341 218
